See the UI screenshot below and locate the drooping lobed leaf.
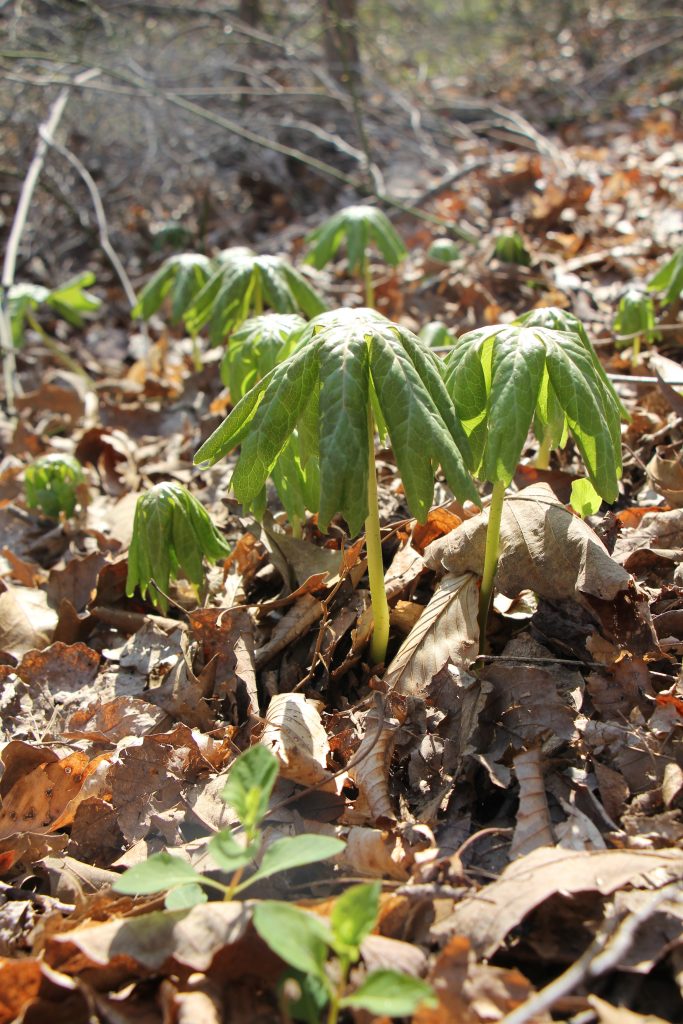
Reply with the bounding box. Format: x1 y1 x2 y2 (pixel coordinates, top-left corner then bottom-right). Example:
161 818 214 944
220 313 306 401
132 252 214 325
306 205 407 274
8 272 101 347
648 245 683 306
125 481 230 612
195 307 478 535
444 309 627 502
185 248 326 346
613 288 659 350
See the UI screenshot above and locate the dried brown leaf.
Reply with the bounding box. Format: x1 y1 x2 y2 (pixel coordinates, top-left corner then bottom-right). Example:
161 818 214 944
262 693 334 788
0 585 58 658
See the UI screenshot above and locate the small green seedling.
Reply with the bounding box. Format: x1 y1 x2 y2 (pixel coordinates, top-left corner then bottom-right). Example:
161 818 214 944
132 252 214 327
444 308 625 648
648 245 683 307
427 237 461 263
8 272 101 347
195 307 477 664
221 313 306 401
305 205 407 307
253 883 436 1024
613 288 659 367
24 453 86 518
126 481 231 613
185 247 326 346
419 320 457 349
112 745 345 907
493 231 531 267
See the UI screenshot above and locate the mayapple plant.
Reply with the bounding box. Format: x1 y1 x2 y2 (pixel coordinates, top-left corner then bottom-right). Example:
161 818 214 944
126 481 231 613
613 288 659 367
133 252 214 368
443 307 626 648
648 244 683 307
113 745 345 908
185 247 326 346
220 313 306 401
195 307 478 665
305 205 407 308
8 271 101 347
253 883 436 1023
492 231 531 267
24 453 86 518
426 237 461 264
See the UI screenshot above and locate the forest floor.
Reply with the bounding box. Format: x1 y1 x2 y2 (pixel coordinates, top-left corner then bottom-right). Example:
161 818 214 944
0 62 683 1024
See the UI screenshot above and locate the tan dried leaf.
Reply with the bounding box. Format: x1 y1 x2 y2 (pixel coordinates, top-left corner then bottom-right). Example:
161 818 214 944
347 701 401 823
0 585 58 658
510 747 554 858
426 483 631 602
384 573 479 696
262 692 334 788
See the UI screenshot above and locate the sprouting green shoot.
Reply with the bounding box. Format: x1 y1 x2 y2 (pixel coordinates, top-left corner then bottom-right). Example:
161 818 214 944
613 288 659 367
24 453 86 518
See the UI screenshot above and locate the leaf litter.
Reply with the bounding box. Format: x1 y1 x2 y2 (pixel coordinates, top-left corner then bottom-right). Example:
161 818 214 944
1 70 683 1024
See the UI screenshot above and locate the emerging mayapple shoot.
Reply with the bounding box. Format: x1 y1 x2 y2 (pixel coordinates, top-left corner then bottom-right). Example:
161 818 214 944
648 245 683 307
613 288 659 367
305 205 407 307
132 252 214 326
184 247 326 346
24 453 86 518
126 481 230 613
195 307 477 664
220 313 306 401
443 309 626 648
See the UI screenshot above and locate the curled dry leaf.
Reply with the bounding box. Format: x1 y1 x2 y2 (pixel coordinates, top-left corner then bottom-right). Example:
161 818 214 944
384 573 479 696
261 692 335 788
347 699 402 824
426 482 632 603
647 444 683 507
510 747 554 858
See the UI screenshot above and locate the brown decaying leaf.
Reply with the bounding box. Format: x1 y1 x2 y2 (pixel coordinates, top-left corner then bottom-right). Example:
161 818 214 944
261 692 335 788
347 699 402 824
647 444 683 507
510 747 554 858
0 750 91 840
0 584 58 658
431 846 683 957
426 482 632 602
384 572 479 695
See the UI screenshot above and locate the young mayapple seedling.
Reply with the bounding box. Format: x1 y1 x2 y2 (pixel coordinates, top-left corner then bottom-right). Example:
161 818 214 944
24 453 86 518
492 231 531 267
195 307 478 664
113 745 344 907
220 313 306 401
126 481 231 613
613 288 659 367
305 205 407 307
444 307 626 648
648 244 683 307
253 882 436 1023
426 237 461 264
8 271 101 347
184 247 326 346
132 252 214 326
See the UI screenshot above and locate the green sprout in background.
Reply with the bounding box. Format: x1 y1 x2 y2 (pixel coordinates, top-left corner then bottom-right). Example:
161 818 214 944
492 231 531 267
613 288 659 368
8 271 102 348
126 481 231 613
132 252 214 369
443 310 626 649
113 745 345 907
195 307 477 665
648 244 683 307
419 320 457 349
305 205 407 308
24 453 86 518
426 237 461 263
185 247 326 346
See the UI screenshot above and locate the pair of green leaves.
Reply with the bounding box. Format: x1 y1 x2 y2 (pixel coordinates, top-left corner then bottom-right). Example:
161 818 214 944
253 884 436 1021
8 272 101 347
24 453 86 518
195 307 479 537
444 307 626 502
125 481 231 613
113 745 345 908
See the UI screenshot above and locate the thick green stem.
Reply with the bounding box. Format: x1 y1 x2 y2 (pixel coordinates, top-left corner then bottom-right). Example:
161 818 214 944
478 480 505 654
534 425 553 470
631 333 641 368
365 411 389 665
190 333 203 372
362 255 375 308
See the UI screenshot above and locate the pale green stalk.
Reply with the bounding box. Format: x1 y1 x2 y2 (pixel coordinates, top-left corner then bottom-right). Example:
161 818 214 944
362 255 375 308
253 273 264 316
534 425 553 470
365 410 389 664
478 480 505 653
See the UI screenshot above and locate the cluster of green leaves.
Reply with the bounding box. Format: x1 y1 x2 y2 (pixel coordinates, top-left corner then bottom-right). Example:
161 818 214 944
426 237 461 263
253 883 436 1022
492 231 531 266
132 252 214 329
613 288 659 366
648 244 683 306
195 307 477 536
445 306 625 501
8 272 101 347
113 745 344 907
220 313 306 401
126 481 231 613
24 453 86 518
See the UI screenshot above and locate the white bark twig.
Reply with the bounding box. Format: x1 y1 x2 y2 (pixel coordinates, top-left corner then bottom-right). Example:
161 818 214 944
0 67 100 412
